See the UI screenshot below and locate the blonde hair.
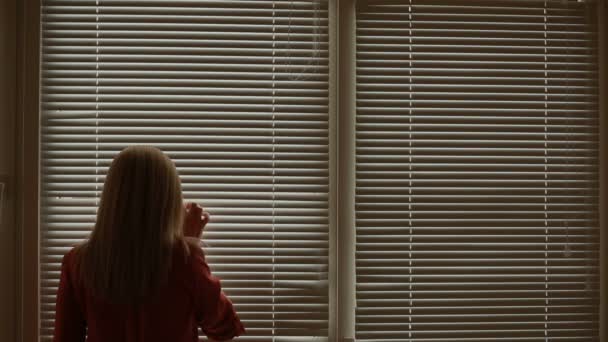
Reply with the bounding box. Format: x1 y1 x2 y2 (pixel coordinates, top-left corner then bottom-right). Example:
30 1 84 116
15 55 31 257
75 146 186 304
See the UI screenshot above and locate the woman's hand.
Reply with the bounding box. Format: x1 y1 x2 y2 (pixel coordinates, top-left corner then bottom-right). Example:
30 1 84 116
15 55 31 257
183 202 210 238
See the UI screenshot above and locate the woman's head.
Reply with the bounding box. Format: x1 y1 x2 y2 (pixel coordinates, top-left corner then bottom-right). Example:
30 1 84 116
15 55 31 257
96 146 184 244
77 146 185 303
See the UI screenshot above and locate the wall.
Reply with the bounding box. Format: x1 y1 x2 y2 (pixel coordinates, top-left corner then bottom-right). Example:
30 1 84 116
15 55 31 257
0 0 17 339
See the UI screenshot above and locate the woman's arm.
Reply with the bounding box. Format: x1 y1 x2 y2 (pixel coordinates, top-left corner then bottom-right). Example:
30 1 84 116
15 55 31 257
184 203 245 341
53 251 86 342
192 248 245 341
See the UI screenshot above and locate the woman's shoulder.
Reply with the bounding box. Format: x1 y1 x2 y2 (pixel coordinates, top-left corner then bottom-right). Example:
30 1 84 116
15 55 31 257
59 244 87 291
169 239 209 292
62 244 84 268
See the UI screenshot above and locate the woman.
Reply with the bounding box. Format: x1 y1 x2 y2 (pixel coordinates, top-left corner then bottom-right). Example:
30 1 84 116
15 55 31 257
53 146 245 342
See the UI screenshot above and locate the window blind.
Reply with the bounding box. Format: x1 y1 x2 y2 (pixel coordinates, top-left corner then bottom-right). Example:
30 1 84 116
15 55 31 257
40 1 330 341
355 0 599 341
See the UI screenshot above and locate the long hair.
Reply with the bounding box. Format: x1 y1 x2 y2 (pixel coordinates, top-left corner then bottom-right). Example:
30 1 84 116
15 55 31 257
74 146 186 304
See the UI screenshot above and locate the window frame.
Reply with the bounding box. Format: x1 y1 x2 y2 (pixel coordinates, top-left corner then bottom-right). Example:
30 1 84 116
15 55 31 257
336 1 357 341
15 0 608 341
18 0 41 340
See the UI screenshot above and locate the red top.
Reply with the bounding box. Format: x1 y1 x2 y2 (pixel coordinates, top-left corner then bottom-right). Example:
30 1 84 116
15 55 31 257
53 244 245 342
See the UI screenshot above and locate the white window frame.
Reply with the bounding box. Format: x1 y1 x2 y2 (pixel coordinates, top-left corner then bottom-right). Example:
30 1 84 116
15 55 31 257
13 0 608 341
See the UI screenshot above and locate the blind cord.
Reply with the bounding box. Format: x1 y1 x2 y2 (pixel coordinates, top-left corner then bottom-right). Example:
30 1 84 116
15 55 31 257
95 0 100 205
563 0 572 259
543 2 549 340
582 1 594 294
271 1 277 340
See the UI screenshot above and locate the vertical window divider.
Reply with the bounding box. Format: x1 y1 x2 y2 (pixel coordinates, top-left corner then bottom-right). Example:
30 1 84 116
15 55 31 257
337 0 357 341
